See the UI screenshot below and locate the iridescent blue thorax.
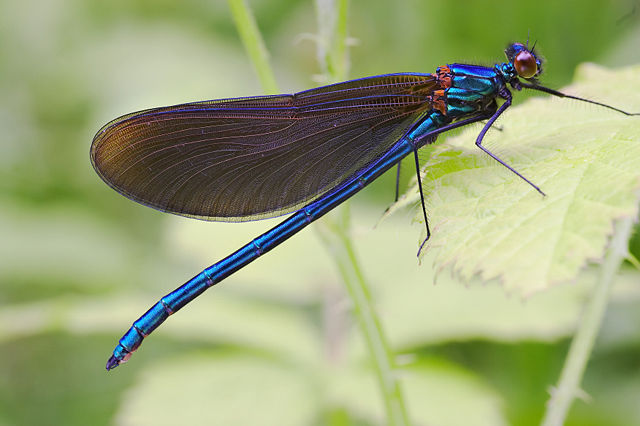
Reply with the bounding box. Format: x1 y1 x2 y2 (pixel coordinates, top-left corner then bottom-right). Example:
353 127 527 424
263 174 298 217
439 63 507 118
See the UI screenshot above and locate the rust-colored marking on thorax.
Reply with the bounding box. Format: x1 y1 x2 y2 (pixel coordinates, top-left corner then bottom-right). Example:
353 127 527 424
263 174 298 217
427 66 452 115
436 65 452 89
430 89 447 115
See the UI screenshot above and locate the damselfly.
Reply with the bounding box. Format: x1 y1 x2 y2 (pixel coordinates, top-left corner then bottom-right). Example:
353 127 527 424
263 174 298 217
91 42 637 370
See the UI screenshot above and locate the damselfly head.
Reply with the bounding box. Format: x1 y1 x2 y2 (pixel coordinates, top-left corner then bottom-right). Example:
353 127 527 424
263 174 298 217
505 42 543 80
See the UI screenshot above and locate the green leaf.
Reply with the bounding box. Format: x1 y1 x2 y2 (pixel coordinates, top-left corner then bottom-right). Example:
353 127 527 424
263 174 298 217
111 353 508 426
113 354 317 426
392 64 640 296
329 358 508 426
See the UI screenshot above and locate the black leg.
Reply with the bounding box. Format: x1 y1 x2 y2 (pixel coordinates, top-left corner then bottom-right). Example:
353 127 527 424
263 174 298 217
408 114 494 255
412 147 432 257
475 95 546 196
394 162 401 202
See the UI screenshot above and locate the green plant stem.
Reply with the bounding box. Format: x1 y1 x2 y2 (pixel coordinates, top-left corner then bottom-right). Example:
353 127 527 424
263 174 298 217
540 217 635 426
230 2 408 423
316 208 411 426
314 2 408 424
227 0 278 94
329 0 349 81
316 0 409 426
315 0 349 82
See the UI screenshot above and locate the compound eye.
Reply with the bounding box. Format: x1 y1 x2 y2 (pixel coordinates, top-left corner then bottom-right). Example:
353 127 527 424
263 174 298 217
514 50 538 79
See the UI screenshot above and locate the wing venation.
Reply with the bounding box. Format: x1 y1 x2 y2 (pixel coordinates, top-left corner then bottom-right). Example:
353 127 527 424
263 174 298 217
91 73 437 221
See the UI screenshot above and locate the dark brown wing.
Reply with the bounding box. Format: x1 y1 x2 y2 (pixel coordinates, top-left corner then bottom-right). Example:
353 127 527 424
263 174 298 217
90 73 436 221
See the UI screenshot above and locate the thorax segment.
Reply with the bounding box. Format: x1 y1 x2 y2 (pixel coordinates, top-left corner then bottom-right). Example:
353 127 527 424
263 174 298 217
431 63 506 118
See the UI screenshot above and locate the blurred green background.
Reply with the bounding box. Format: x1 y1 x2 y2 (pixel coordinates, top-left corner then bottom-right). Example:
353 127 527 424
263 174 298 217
1 0 640 425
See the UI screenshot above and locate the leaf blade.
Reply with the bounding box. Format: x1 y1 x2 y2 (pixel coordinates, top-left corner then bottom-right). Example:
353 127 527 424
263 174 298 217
399 64 640 295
